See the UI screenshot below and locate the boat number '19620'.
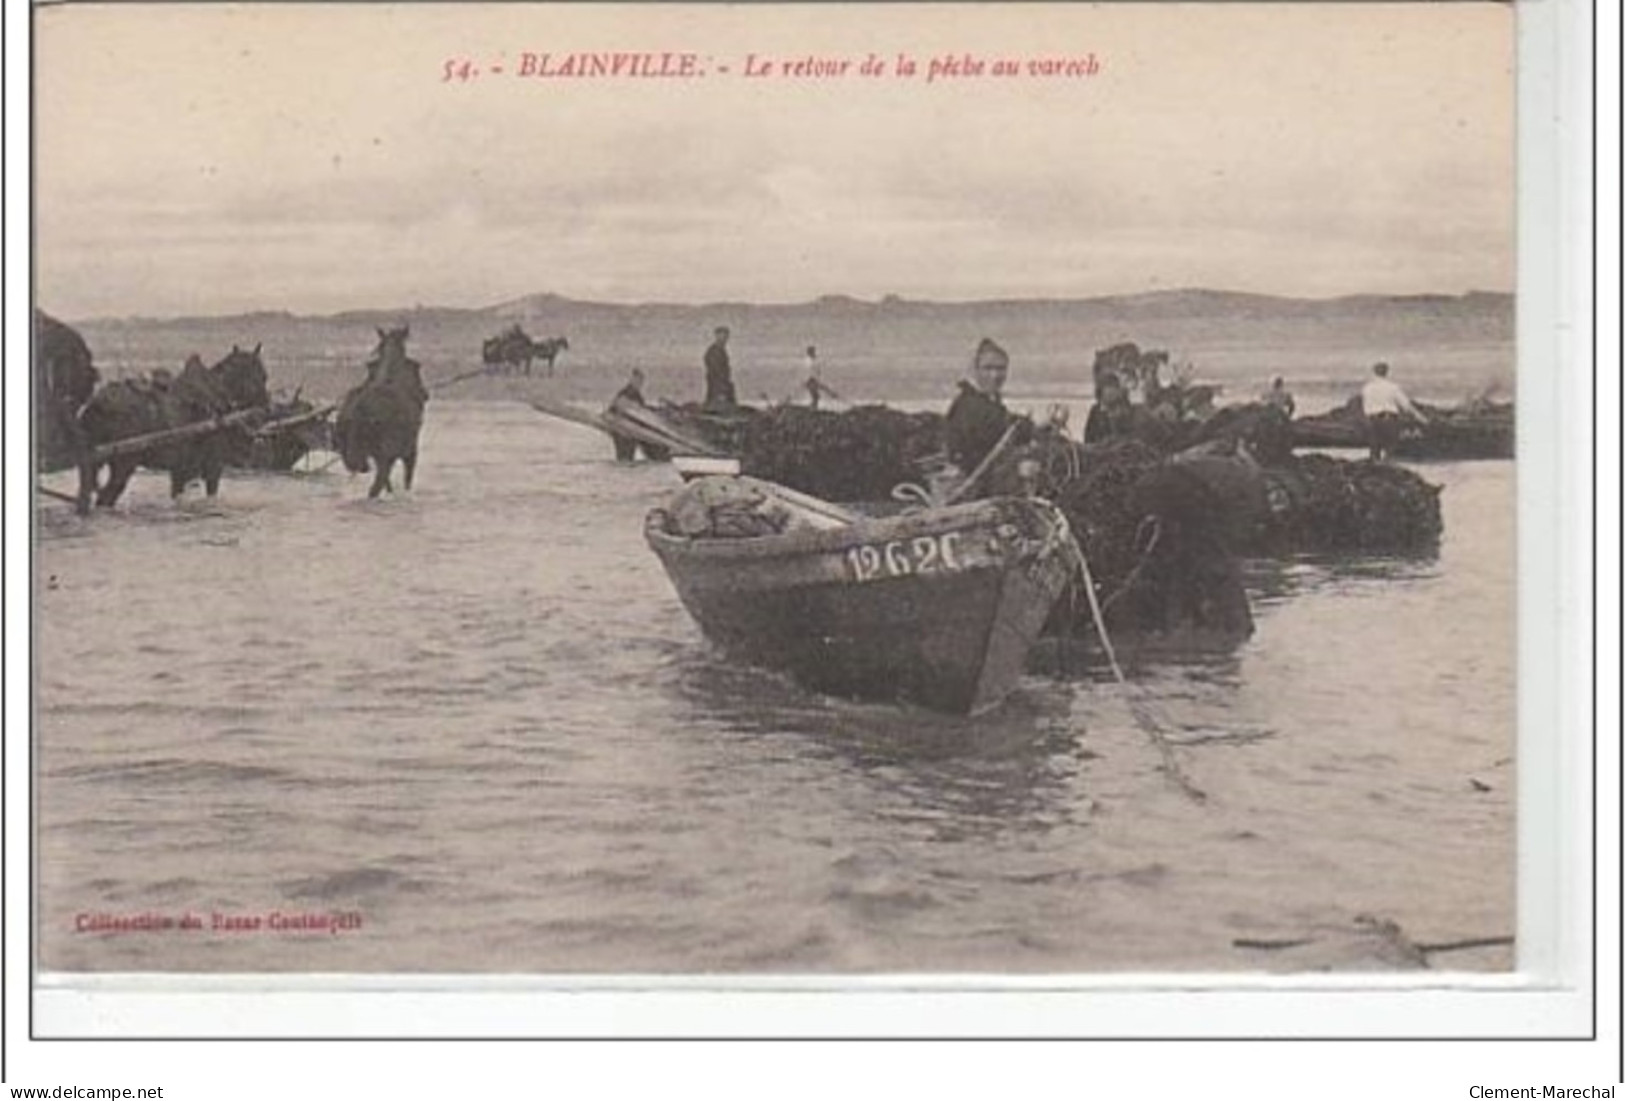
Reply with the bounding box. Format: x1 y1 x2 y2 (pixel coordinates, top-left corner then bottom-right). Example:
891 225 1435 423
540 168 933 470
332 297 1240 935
844 533 965 582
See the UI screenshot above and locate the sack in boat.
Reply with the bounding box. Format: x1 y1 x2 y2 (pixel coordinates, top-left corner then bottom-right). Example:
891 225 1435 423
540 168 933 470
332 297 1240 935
668 478 795 540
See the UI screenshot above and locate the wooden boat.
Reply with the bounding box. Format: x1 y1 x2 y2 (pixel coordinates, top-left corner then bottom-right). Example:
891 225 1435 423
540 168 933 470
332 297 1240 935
645 477 1080 715
672 455 742 480
1291 399 1514 460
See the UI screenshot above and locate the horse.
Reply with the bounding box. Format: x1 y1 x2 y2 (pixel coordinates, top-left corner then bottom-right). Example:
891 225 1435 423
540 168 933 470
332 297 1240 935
332 326 429 498
35 310 100 473
481 325 568 377
528 335 569 377
75 345 270 514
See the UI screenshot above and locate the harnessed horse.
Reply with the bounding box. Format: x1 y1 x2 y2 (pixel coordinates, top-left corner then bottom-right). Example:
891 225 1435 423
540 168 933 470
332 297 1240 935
75 345 269 513
333 326 429 498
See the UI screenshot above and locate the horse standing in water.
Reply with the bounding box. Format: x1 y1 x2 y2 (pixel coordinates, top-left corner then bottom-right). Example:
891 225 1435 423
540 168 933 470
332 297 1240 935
333 326 429 498
481 326 568 377
75 345 269 514
35 310 100 473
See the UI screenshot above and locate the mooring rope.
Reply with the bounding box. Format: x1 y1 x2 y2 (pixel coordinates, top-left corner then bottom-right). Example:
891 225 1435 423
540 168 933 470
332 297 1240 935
1097 517 1162 615
1067 526 1207 804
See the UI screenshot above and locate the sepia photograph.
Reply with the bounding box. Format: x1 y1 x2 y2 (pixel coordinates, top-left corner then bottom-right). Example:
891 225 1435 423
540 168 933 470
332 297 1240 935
20 0 1596 1058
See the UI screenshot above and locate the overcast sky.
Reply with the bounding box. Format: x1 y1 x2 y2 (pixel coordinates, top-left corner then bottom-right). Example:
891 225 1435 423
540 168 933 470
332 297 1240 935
34 3 1514 319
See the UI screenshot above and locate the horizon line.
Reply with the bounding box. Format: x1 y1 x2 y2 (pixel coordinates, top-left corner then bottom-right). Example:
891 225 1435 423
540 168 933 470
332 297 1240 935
55 285 1517 327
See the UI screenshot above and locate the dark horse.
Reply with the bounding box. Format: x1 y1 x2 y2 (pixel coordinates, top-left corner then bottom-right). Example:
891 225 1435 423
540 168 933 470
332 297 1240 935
481 325 568 377
332 326 429 498
35 310 100 473
75 345 270 514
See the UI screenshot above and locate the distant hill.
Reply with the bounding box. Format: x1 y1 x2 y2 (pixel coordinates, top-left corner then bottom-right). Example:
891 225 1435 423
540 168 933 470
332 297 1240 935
481 287 1513 324
62 289 1515 407
70 287 1514 334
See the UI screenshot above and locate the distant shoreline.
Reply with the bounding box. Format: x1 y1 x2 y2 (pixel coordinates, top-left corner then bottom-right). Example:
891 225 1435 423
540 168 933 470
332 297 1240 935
57 287 1514 329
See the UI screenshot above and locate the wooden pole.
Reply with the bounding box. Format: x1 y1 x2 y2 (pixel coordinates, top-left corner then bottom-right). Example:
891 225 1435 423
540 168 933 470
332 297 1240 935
527 394 727 457
35 485 79 505
88 407 267 463
603 398 727 456
251 404 336 438
430 366 489 392
527 394 617 435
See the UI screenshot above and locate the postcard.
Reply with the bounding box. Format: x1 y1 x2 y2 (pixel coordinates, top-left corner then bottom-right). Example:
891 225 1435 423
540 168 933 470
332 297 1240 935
18 0 1598 1063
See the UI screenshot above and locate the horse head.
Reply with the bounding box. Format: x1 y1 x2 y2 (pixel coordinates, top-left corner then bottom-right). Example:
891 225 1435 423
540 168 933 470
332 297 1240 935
374 325 411 366
209 343 270 410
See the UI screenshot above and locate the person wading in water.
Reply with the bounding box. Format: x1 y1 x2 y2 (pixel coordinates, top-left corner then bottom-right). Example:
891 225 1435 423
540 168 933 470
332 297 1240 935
1360 361 1427 461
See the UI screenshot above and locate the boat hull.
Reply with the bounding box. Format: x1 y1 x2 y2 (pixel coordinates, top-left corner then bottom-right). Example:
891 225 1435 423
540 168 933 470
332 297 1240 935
1291 408 1514 460
646 494 1076 715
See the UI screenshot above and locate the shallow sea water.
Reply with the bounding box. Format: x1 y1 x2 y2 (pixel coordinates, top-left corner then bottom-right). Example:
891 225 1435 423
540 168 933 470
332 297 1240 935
35 398 1515 975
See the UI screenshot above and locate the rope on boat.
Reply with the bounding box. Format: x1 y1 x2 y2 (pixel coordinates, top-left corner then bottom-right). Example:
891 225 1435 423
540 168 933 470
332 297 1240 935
1098 517 1162 614
1067 524 1208 804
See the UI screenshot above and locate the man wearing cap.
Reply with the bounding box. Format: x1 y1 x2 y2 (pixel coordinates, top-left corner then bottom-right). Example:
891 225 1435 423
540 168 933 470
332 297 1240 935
946 337 1031 479
703 326 737 410
1360 361 1427 462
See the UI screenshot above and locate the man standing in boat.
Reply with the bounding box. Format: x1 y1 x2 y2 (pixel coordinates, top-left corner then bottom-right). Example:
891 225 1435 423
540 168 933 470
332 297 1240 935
702 326 737 410
1360 361 1427 462
945 337 1032 492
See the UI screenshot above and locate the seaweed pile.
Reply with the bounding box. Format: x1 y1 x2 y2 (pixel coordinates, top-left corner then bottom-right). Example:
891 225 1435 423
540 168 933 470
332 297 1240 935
654 401 763 456
733 403 1443 646
739 405 945 502
1264 455 1444 553
1022 436 1254 643
737 404 1442 558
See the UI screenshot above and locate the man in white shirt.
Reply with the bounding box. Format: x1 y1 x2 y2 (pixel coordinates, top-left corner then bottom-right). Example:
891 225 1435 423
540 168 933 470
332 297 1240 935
1360 361 1428 461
